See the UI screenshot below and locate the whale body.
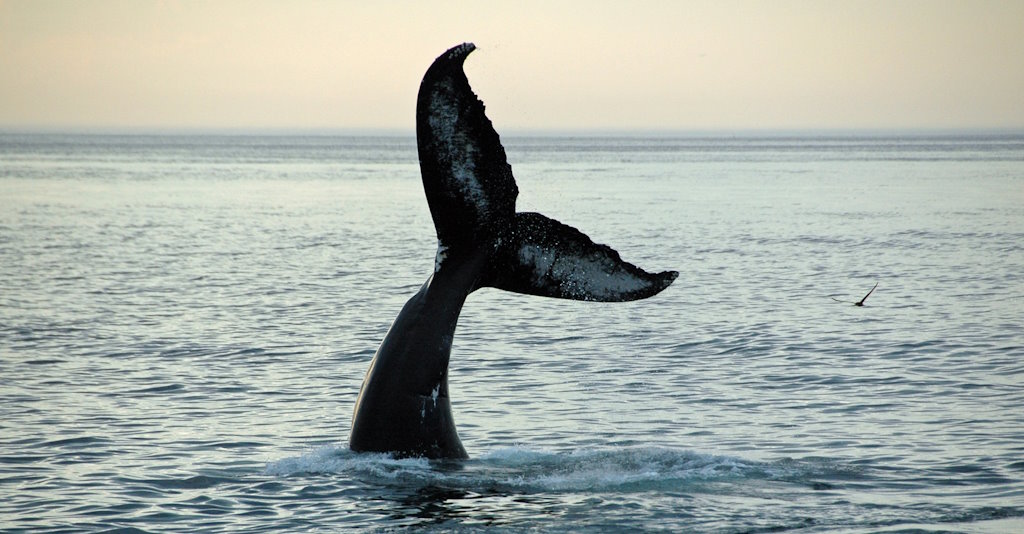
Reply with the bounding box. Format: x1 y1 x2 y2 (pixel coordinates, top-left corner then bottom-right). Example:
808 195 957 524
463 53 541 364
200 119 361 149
348 43 678 459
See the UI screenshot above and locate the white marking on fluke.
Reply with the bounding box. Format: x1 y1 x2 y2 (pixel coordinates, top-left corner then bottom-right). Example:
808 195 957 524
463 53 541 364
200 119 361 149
427 80 489 217
519 244 649 300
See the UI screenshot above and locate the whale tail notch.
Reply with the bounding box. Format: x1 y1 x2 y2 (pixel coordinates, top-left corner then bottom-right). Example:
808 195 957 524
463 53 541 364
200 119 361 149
417 43 677 303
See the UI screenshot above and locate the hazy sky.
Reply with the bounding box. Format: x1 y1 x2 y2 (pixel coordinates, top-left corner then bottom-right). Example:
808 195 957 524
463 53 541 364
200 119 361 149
2 0 1023 132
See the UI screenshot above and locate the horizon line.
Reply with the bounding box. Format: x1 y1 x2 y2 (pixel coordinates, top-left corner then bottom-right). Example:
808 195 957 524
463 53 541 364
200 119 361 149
3 125 1024 138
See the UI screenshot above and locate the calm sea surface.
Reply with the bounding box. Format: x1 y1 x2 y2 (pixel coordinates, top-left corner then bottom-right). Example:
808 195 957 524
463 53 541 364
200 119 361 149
2 133 1023 532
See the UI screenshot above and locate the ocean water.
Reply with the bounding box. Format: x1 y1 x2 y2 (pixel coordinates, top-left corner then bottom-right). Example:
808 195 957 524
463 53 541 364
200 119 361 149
1 132 1023 533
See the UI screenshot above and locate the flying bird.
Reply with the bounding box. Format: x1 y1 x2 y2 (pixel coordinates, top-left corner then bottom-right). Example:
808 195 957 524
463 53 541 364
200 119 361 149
832 282 878 306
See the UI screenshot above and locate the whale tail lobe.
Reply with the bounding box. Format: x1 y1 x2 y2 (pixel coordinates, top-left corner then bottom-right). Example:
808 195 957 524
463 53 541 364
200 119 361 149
417 43 677 302
490 212 679 302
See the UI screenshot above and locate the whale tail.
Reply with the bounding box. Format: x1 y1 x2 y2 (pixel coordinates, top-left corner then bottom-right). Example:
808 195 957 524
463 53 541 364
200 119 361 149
417 43 677 302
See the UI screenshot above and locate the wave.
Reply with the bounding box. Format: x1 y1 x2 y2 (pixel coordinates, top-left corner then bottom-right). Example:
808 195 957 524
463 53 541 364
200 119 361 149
265 445 849 494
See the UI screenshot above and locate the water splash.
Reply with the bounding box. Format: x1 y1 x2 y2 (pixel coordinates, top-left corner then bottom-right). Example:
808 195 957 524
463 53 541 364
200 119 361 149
266 445 842 494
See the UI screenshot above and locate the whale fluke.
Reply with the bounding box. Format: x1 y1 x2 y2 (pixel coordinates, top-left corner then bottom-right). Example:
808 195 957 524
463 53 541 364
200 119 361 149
416 43 676 300
349 43 677 459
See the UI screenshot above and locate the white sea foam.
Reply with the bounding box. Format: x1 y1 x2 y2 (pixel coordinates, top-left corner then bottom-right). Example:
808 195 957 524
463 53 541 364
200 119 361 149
265 446 431 478
265 445 813 493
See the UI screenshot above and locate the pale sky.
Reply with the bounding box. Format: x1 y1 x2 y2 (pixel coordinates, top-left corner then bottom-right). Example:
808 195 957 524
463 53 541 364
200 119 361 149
2 0 1023 132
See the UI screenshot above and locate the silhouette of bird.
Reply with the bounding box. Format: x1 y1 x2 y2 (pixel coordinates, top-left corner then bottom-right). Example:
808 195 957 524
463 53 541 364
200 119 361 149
832 282 878 306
